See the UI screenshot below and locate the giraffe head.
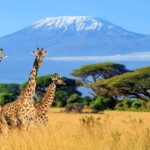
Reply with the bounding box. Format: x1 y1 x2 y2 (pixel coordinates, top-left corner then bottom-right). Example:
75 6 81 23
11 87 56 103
32 48 48 66
0 49 8 62
51 73 66 85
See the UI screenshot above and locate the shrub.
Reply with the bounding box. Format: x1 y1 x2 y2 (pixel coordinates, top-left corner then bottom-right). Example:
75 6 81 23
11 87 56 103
103 97 117 109
65 103 84 113
90 97 105 112
67 94 81 104
123 98 133 110
146 101 150 110
55 101 66 108
115 98 132 111
82 96 93 106
115 102 124 110
131 101 142 109
0 93 16 105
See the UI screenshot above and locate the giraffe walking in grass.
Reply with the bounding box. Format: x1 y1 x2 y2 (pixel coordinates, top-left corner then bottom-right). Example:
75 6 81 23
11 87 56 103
35 74 65 126
0 48 47 133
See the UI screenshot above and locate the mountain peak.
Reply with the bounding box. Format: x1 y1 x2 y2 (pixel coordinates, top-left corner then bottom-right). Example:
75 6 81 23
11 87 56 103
32 16 115 32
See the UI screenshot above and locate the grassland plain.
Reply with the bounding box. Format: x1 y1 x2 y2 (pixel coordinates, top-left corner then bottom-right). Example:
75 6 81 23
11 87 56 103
0 109 150 150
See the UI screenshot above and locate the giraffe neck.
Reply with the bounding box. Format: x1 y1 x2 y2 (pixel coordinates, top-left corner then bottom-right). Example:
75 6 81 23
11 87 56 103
39 82 56 114
20 58 39 100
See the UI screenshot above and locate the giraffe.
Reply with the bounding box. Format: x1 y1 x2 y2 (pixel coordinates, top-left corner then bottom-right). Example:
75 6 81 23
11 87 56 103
35 74 65 127
0 48 48 133
0 49 8 62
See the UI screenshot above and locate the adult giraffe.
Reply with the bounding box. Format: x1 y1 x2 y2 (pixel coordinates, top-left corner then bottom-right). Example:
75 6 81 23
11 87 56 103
0 48 47 133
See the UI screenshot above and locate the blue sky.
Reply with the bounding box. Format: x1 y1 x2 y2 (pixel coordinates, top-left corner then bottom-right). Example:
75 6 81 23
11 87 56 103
0 0 150 36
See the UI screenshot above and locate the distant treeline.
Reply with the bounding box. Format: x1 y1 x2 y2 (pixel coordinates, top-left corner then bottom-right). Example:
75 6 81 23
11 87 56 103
1 62 150 112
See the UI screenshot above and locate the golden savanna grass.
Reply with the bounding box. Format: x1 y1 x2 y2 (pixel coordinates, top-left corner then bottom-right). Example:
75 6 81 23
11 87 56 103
0 109 150 150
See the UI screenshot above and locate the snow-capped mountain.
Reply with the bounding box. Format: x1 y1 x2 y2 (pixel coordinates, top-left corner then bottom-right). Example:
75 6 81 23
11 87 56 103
32 16 129 33
0 16 149 56
0 16 150 83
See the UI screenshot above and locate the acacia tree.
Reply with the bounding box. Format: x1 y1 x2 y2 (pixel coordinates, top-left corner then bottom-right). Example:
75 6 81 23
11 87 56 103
71 62 129 96
90 66 150 101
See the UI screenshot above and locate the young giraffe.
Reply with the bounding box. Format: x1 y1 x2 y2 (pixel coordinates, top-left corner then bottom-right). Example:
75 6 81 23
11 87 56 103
35 74 65 126
0 48 47 133
0 49 8 62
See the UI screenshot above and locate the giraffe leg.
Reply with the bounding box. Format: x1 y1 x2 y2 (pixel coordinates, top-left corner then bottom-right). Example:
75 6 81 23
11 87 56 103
39 116 48 127
15 114 28 130
0 115 9 134
43 116 48 127
6 115 18 129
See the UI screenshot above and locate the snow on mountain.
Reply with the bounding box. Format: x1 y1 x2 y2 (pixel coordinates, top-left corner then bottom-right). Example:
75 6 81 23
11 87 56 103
33 16 107 31
32 16 131 34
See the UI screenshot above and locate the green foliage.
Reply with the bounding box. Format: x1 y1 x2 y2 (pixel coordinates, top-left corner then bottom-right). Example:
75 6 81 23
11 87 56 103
82 96 93 106
90 96 116 112
55 101 66 108
67 94 81 104
0 83 20 95
102 97 117 109
115 102 124 111
115 98 133 110
0 83 20 105
54 90 68 107
90 66 150 101
132 101 142 109
0 93 16 105
65 103 84 113
90 97 105 112
72 62 129 97
72 62 129 78
114 98 150 111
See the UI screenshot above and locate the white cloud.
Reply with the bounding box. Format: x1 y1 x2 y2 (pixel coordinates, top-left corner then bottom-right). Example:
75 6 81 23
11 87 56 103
46 52 150 62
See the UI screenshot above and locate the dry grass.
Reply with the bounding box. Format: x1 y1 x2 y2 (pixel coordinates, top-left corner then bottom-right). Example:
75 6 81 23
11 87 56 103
0 109 150 150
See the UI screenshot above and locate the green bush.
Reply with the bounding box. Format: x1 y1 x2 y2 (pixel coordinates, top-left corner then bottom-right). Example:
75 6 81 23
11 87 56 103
115 102 124 110
103 97 117 109
65 103 84 113
82 96 93 106
115 98 145 111
131 101 142 109
67 94 82 104
90 97 105 112
0 93 16 105
146 101 150 110
55 101 66 108
123 98 133 110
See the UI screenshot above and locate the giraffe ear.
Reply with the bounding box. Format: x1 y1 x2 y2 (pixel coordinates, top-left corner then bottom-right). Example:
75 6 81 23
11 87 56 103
4 55 8 59
31 51 36 55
